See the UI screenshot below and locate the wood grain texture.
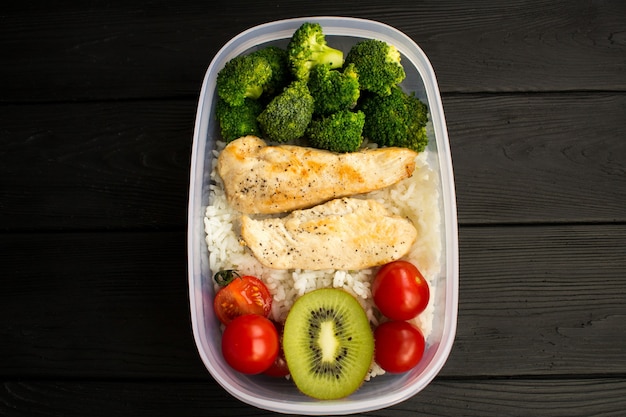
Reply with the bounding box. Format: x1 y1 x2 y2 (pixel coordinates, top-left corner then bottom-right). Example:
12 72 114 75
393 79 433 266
1 226 624 379
447 92 626 224
1 378 626 417
0 100 194 231
0 232 205 379
1 0 625 102
447 224 626 376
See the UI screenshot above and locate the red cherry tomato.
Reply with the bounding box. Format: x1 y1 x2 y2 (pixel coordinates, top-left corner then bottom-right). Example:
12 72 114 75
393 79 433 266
263 349 290 377
213 270 272 325
263 322 290 378
374 320 425 373
372 260 430 321
221 314 279 374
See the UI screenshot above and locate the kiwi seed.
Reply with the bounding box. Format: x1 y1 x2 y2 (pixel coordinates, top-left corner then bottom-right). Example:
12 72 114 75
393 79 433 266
282 288 374 400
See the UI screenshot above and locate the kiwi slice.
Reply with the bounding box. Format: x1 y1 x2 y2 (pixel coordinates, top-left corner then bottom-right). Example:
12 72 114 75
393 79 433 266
282 288 374 400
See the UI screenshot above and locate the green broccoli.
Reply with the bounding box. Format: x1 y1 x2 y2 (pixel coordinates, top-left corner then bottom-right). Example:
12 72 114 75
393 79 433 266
287 22 344 81
402 90 429 151
306 110 365 153
308 63 360 116
344 39 406 96
215 98 264 142
216 53 272 106
257 81 314 143
250 46 291 96
358 87 429 152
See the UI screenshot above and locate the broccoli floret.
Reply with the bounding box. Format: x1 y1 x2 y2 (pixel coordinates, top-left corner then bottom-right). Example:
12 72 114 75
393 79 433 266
287 22 344 81
345 39 406 96
257 81 314 143
402 91 429 151
358 87 429 152
250 46 291 95
308 63 360 116
306 110 365 153
215 98 264 142
216 54 272 106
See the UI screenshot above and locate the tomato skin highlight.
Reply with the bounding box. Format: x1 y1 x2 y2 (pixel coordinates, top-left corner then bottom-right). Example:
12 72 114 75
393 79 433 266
374 320 425 373
372 260 430 321
221 314 279 374
213 275 272 325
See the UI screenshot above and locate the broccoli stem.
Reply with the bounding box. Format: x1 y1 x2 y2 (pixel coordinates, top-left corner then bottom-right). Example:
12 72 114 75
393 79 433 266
316 49 344 69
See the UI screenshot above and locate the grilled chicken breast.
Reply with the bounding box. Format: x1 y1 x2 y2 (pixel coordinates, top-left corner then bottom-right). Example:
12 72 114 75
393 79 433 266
217 135 418 214
241 197 418 270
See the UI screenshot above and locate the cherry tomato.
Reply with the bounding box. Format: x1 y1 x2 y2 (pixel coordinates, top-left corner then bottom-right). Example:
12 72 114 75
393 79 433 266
213 270 272 325
263 349 289 377
372 260 430 321
221 314 279 374
263 322 289 378
374 320 425 373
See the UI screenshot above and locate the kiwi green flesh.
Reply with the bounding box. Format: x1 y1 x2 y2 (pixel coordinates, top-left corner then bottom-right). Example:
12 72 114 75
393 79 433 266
282 288 374 400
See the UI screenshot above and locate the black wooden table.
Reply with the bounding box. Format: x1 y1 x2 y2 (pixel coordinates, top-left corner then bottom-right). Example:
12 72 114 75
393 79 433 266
2 1 626 416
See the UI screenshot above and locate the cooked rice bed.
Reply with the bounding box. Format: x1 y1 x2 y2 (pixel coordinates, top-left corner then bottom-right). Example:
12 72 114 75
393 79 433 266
204 142 442 380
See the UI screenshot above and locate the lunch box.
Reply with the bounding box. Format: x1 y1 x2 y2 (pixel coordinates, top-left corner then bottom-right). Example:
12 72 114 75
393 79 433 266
188 16 458 415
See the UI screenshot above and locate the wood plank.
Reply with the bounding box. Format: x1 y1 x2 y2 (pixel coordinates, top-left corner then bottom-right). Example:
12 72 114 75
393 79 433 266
0 100 195 231
1 225 625 379
1 93 624 231
446 224 626 376
447 92 626 224
1 1 625 101
1 378 626 417
0 231 206 379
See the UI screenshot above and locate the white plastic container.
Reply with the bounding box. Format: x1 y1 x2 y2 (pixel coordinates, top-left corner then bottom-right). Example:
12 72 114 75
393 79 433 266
188 16 458 415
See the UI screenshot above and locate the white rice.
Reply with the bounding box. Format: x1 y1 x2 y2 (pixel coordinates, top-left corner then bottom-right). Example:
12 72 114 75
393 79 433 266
204 140 441 380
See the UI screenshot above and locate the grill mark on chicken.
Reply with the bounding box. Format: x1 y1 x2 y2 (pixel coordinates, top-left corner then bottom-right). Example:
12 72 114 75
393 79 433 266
240 197 418 270
217 136 418 214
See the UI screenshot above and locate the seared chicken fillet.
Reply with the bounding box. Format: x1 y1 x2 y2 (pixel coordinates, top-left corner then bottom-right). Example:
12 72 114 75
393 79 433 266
217 136 418 214
241 197 418 270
